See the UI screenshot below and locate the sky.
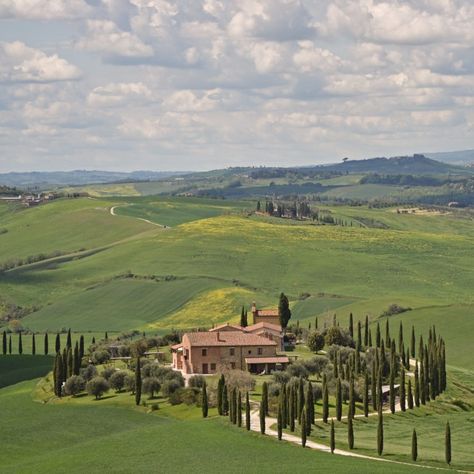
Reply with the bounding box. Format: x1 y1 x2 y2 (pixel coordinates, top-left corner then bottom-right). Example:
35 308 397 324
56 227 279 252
0 0 473 172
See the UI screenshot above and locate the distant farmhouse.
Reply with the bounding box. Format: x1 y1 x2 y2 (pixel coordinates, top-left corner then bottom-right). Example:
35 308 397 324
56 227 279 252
172 303 289 375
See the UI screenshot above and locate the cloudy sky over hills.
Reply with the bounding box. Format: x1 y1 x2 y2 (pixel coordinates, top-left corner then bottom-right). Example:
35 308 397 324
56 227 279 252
0 0 473 171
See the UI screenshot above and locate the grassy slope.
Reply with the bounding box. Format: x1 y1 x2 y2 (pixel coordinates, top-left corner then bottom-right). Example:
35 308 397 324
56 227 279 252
0 379 422 474
0 355 52 388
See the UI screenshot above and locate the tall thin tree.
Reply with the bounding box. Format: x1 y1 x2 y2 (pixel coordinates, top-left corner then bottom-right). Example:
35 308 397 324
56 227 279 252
445 421 451 465
201 380 208 418
135 357 142 406
412 429 418 461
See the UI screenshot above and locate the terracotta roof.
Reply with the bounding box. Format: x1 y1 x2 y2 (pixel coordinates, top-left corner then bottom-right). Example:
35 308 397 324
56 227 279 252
209 323 243 332
171 343 183 350
245 356 289 364
184 331 276 347
245 322 282 332
256 309 279 316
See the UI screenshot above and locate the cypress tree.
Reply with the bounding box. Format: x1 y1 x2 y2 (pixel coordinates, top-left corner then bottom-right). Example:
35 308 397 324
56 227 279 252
289 385 295 432
420 360 426 405
389 363 395 414
377 367 383 412
330 420 335 453
363 370 369 417
79 335 84 360
8 335 12 354
66 347 72 378
322 381 329 424
357 320 362 350
92 336 95 344
232 388 238 424
31 333 36 355
259 399 265 434
364 315 369 347
306 381 314 426
385 319 390 347
301 409 307 447
73 342 80 375
44 332 48 355
348 410 354 449
223 383 229 416
18 332 23 354
336 377 342 421
349 377 355 418
411 326 416 358
349 313 354 339
398 321 404 355
369 328 373 347
202 380 208 418
412 429 418 461
52 352 58 395
281 383 288 428
297 377 305 424
377 408 383 456
135 357 141 406
55 333 60 353
104 331 108 341
371 362 377 411
400 368 406 412
445 421 451 465
66 329 72 349
2 331 6 355
408 379 414 409
315 316 318 329
262 381 269 416
240 306 248 327
217 374 224 415
414 362 420 407
277 403 283 440
229 387 234 423
55 352 64 397
245 391 251 431
62 348 67 377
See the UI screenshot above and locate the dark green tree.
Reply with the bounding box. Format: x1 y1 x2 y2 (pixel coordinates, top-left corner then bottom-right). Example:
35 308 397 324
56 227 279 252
349 313 354 338
240 306 248 327
412 429 418 461
400 368 406 412
445 421 451 465
336 377 342 421
322 380 329 423
262 381 269 416
398 321 404 354
348 411 354 449
389 363 395 414
301 409 307 447
278 293 291 329
44 332 48 355
8 335 12 354
18 332 23 354
411 326 416 358
357 320 362 350
297 377 305 423
237 391 242 427
217 374 224 415
349 377 355 418
73 342 80 375
306 381 314 427
55 333 60 353
245 391 251 430
377 408 384 456
277 403 283 440
66 329 72 349
408 379 414 410
135 357 142 406
371 363 377 411
201 380 208 418
223 383 229 416
364 315 369 347
376 322 381 348
259 399 265 434
32 333 36 355
330 420 335 453
2 331 6 355
363 370 369 417
289 385 295 431
79 335 84 360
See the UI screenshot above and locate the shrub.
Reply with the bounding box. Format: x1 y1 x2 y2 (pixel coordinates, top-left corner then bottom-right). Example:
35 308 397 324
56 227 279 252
381 304 411 317
303 355 329 375
91 350 110 365
188 375 205 388
150 403 159 411
101 367 116 380
86 376 110 400
286 362 309 379
168 389 183 405
307 331 325 352
268 383 281 398
142 377 161 399
162 379 183 396
273 370 290 385
64 375 85 396
109 370 129 392
325 326 354 348
80 364 97 381
124 373 136 393
312 382 323 401
222 369 256 392
181 388 199 406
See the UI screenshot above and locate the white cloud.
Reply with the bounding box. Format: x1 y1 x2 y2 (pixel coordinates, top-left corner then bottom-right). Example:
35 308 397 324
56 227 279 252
87 82 152 107
0 42 81 83
0 0 91 20
77 20 154 59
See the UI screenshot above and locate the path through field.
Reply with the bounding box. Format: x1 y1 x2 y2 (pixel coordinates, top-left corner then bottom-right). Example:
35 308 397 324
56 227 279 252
110 205 167 228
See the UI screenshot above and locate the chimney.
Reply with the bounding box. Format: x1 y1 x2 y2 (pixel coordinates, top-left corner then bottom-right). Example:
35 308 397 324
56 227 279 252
217 331 222 342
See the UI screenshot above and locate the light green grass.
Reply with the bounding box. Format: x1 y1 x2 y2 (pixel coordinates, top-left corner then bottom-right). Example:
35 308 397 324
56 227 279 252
0 379 423 473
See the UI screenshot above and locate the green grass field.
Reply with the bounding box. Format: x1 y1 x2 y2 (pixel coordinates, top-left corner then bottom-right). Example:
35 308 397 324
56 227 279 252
1 196 474 471
0 377 425 473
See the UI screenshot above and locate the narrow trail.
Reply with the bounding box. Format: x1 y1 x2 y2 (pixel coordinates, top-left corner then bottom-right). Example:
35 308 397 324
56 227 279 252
248 403 468 473
110 205 168 228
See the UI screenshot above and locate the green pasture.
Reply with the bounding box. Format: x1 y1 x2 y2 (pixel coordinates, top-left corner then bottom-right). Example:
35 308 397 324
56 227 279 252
0 355 52 388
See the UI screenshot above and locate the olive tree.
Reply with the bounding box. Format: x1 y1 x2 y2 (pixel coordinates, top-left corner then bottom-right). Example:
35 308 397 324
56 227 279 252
86 376 110 400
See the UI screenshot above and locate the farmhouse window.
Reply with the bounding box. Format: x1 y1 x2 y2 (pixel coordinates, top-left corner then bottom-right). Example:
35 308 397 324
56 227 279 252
231 362 236 369
202 349 207 356
230 347 235 356
211 363 216 371
257 348 263 355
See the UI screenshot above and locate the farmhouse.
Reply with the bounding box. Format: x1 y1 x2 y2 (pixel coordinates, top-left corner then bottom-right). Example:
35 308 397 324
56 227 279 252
251 302 280 325
172 328 288 375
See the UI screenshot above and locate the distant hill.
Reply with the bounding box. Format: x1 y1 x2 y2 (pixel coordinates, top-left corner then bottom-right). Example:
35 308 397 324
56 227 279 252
314 154 470 175
424 149 474 166
0 170 188 189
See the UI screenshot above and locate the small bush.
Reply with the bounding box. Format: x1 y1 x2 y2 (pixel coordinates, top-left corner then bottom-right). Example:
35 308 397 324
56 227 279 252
109 370 129 392
64 375 85 396
188 375 205 389
86 376 110 400
150 403 159 411
101 367 116 380
80 364 97 381
162 379 183 396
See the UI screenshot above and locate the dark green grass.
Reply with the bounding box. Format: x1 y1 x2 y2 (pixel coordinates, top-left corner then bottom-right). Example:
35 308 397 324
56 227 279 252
0 355 52 388
0 379 423 473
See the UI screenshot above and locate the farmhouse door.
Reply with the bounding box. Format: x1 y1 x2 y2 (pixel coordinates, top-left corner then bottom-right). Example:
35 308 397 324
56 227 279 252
202 363 208 374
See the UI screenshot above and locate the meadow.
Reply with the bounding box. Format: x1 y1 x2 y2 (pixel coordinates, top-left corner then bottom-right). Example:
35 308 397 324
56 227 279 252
1 195 473 471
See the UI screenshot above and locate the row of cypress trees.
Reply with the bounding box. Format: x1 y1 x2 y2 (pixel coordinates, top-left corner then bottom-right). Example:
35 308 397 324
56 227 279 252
2 329 87 357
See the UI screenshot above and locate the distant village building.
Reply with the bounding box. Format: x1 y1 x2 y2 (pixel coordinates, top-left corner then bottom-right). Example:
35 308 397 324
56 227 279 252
172 312 288 375
251 302 280 326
